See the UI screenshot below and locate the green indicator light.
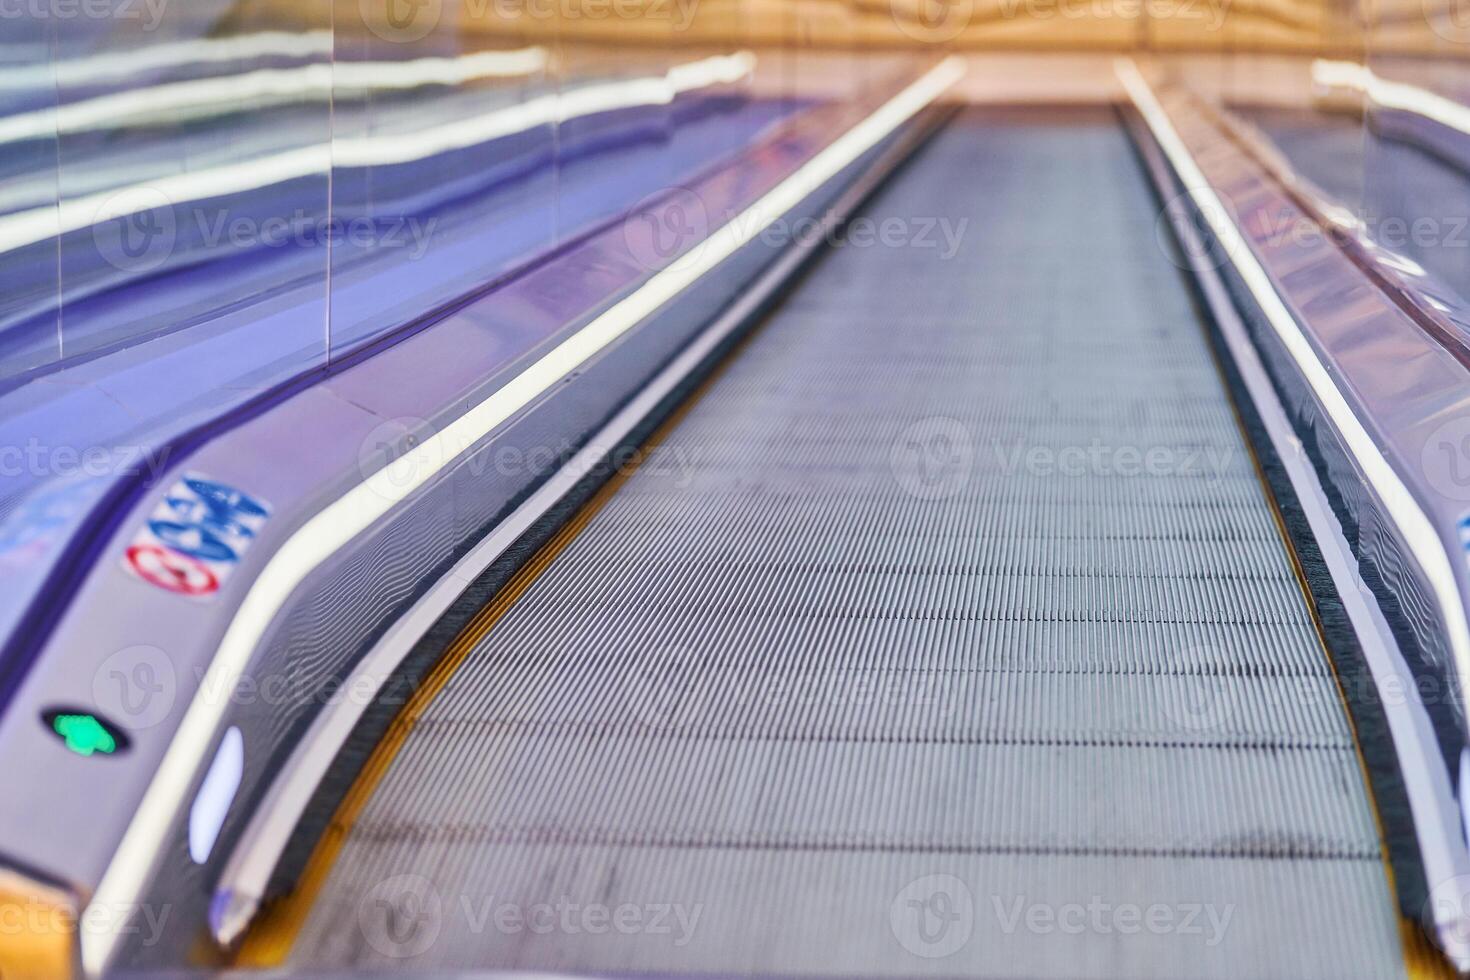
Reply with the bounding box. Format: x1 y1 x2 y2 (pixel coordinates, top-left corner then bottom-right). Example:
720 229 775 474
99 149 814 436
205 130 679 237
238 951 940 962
41 705 130 757
52 713 118 756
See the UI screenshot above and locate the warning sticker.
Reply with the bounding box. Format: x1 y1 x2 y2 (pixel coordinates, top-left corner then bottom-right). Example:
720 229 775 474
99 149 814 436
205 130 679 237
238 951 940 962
123 475 270 598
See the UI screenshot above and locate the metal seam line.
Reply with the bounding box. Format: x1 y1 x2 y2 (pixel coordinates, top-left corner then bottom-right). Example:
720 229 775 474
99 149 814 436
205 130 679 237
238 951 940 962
1119 50 1470 906
79 54 968 978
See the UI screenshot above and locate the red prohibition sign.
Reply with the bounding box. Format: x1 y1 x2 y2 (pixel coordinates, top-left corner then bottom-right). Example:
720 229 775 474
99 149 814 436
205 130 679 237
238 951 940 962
125 543 219 597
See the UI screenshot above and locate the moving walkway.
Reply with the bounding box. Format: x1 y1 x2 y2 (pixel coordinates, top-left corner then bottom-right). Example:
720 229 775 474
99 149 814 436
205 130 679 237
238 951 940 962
237 108 1410 978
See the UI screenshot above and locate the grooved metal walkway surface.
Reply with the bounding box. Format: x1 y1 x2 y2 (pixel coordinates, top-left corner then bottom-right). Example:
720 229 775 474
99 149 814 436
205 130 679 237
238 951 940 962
287 108 1406 978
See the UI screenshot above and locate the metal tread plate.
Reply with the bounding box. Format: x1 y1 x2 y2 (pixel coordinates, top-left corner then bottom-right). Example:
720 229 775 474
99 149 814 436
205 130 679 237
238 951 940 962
287 108 1405 979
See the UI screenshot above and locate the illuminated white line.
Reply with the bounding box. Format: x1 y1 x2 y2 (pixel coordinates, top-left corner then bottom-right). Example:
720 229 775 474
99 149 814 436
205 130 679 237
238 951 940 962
4 31 333 90
80 55 967 977
1144 109 1470 964
0 49 549 145
210 150 889 944
1118 56 1470 755
1313 59 1470 137
0 52 755 257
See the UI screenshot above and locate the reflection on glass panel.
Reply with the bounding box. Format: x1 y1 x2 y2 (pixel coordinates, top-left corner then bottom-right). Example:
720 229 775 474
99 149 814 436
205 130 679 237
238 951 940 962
1362 0 1470 307
1190 1 1370 231
47 2 332 388
1240 77 1367 215
762 0 803 114
328 0 557 355
0 14 60 378
1185 0 1470 314
0 0 334 693
556 33 677 243
662 0 766 226
681 0 754 163
796 0 854 108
